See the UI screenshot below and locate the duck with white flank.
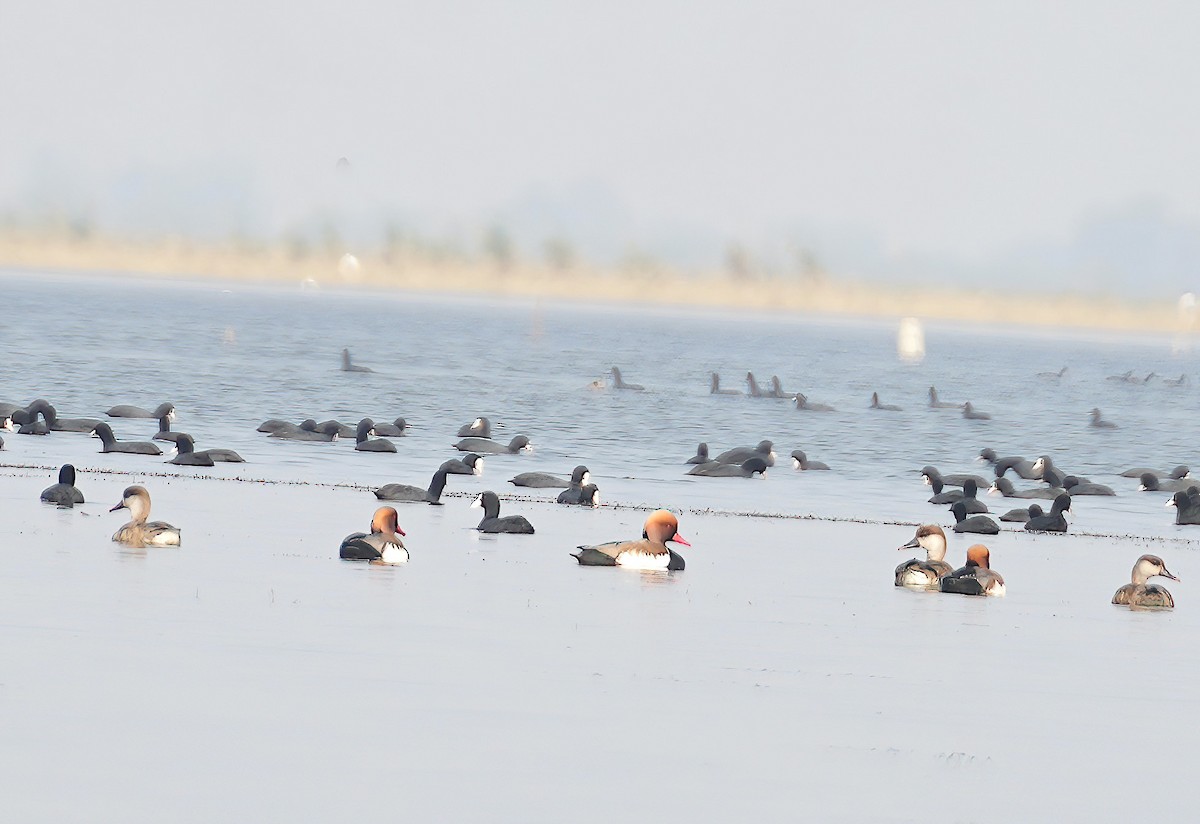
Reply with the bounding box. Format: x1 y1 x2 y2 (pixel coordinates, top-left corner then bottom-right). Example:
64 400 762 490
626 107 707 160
895 524 953 588
940 544 1005 597
572 509 689 571
472 491 535 534
1112 554 1178 608
109 485 181 547
339 507 408 564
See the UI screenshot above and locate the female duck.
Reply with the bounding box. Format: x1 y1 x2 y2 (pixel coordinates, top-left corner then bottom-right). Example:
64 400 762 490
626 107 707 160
109 485 181 547
572 509 690 571
940 544 1005 597
895 524 953 588
339 506 408 564
1112 554 1178 608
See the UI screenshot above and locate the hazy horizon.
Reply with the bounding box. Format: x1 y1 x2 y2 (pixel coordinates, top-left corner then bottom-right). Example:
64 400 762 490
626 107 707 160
3 2 1199 295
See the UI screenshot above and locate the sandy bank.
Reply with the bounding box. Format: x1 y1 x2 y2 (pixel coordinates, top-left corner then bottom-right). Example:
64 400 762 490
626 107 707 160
0 228 1186 334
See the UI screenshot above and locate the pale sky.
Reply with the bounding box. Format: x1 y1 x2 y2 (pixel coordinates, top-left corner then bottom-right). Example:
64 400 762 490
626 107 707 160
3 1 1199 287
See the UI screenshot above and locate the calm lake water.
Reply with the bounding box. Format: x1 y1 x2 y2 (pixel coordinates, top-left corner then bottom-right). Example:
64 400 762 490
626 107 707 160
1 269 1196 537
4 270 1200 822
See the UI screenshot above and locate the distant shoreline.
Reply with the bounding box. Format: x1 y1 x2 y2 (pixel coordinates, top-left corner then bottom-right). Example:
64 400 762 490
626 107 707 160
0 229 1186 334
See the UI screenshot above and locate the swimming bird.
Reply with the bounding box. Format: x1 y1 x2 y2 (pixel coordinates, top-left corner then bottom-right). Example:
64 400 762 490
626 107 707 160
1089 408 1118 429
746 372 764 397
939 544 1006 597
472 490 535 533
1000 503 1044 523
962 402 991 420
870 392 902 411
768 376 796 399
341 348 374 373
257 418 305 435
370 417 409 437
22 399 99 433
686 443 710 464
956 479 990 514
457 417 493 438
441 454 484 476
610 367 644 390
1063 476 1114 496
571 509 689 570
927 476 963 505
317 420 356 438
795 393 834 412
11 407 49 435
988 477 1063 499
375 467 453 504
1128 371 1157 385
1164 373 1188 387
791 450 830 471
109 485 181 547
1112 554 1178 608
1121 465 1190 480
269 420 340 441
977 449 1039 480
453 435 532 455
511 464 589 489
41 464 84 507
1030 455 1079 487
339 507 408 563
1024 493 1071 533
921 466 990 490
168 434 215 466
1138 473 1192 493
558 483 601 507
1106 370 1134 383
107 402 175 420
152 415 188 444
92 422 163 455
949 501 999 534
687 457 768 478
1037 366 1068 380
714 440 775 466
895 524 953 588
928 386 964 408
1167 489 1200 526
354 418 397 453
710 372 741 395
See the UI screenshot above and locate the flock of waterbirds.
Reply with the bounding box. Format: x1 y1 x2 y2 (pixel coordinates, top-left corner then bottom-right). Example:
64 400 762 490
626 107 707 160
6 356 1195 599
